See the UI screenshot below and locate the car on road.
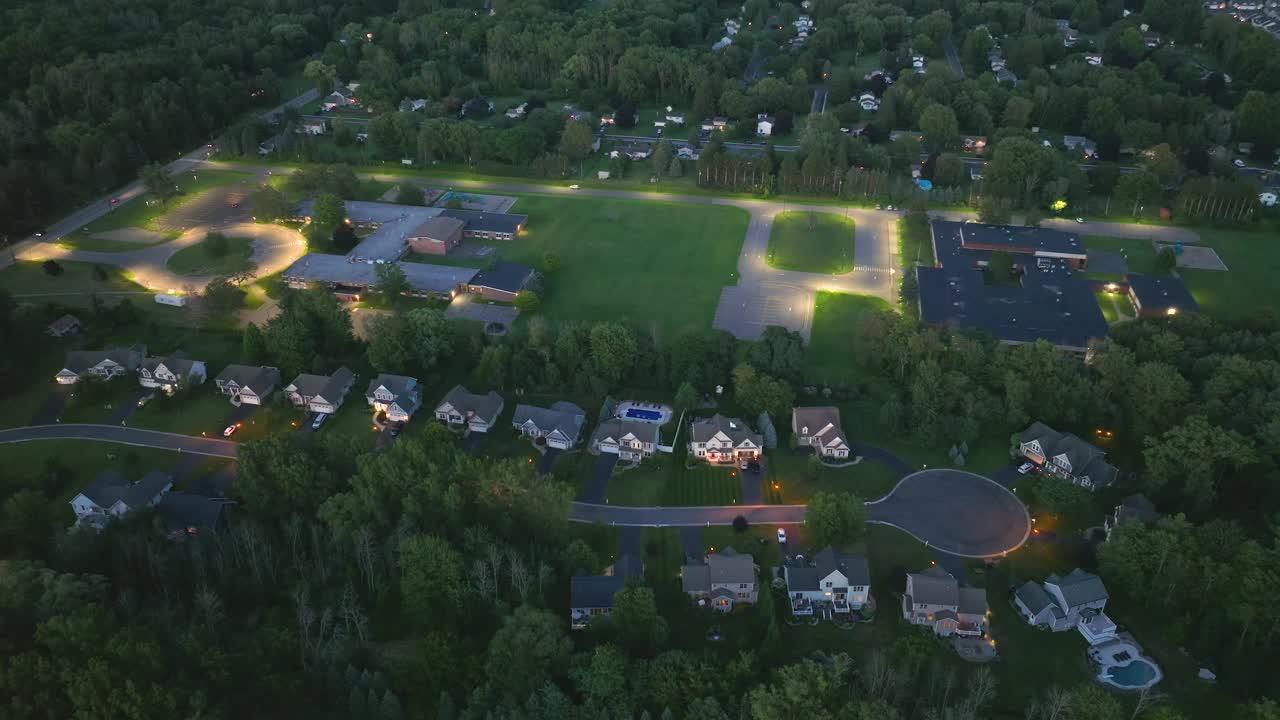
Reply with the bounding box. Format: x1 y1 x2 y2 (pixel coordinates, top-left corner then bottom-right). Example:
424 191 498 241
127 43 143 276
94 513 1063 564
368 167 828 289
568 184 580 190
231 202 240 208
32 229 45 237
886 205 895 211
1234 159 1247 168
222 424 238 437
874 204 882 210
1017 461 1035 475
1074 217 1085 223
311 413 326 430
777 528 787 544
109 197 120 205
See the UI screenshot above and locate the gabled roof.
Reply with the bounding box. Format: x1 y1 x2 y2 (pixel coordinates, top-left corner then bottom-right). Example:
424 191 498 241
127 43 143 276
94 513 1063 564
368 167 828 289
439 385 503 421
690 414 762 447
215 364 280 391
1045 568 1108 608
706 549 755 584
288 367 354 403
63 346 144 374
1020 422 1118 486
1115 494 1159 525
793 406 847 445
157 492 229 533
468 261 534 294
590 419 659 446
408 216 465 241
907 566 960 606
815 547 869 586
79 469 171 511
366 373 418 399
142 354 201 378
1015 580 1054 614
570 553 642 608
513 402 585 442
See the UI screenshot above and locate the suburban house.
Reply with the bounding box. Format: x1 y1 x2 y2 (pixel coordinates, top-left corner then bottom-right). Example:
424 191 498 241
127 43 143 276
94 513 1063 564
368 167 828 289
138 354 207 394
995 68 1018 84
366 374 422 423
589 419 659 461
784 547 870 617
465 261 534 302
858 93 880 111
1084 53 1104 66
1062 135 1099 159
398 98 428 112
56 346 145 384
688 415 762 464
285 366 356 415
504 101 528 119
902 566 989 637
512 401 587 449
1019 422 1120 490
321 83 359 111
459 97 495 119
756 114 775 136
1125 273 1199 317
1014 569 1116 645
1260 191 1277 207
570 554 643 630
435 385 504 433
682 548 758 612
1104 494 1160 541
792 406 850 459
157 492 231 537
300 118 327 135
214 365 281 406
46 314 82 338
407 216 466 256
69 469 173 530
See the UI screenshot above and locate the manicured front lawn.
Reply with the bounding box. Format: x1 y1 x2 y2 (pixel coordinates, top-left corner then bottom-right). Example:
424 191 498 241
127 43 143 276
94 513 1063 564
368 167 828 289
766 211 855 273
607 453 742 506
83 170 253 234
130 391 239 436
0 260 144 296
761 450 901 504
166 235 256 276
802 291 892 386
474 193 749 339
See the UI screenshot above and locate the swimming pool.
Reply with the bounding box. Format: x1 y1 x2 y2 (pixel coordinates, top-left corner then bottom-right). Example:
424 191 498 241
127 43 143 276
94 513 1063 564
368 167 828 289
1102 659 1160 689
625 408 662 421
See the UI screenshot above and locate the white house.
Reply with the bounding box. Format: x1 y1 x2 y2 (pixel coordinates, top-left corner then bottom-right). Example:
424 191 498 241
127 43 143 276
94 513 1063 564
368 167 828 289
1084 53 1104 66
1259 191 1277 207
665 113 686 125
783 547 870 616
589 419 659 462
682 548 759 611
300 119 327 136
214 365 281 406
285 367 356 415
435 385 504 433
756 114 775 136
688 414 762 464
69 470 173 530
902 566 989 637
321 84 358 111
858 93 880 111
1014 569 1116 645
791 407 850 459
365 374 421 423
56 346 145 384
504 102 529 119
138 355 207 394
512 401 586 449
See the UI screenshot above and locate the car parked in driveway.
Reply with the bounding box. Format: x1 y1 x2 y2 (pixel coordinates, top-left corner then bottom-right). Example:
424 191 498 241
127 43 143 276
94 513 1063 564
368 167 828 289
777 528 787 544
223 424 238 437
311 413 327 430
1017 461 1035 474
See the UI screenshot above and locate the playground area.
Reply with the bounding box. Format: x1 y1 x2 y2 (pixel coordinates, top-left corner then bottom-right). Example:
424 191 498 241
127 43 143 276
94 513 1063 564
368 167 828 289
1154 241 1229 271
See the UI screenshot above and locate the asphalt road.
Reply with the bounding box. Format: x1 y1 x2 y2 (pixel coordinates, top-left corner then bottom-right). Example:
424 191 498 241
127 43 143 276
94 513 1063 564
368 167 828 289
0 424 238 457
570 502 809 526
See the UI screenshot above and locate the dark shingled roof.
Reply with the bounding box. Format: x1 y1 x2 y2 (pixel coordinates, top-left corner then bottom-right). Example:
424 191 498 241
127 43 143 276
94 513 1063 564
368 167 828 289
1021 422 1119 487
1126 273 1199 314
439 208 527 235
158 492 229 534
468 261 534 294
80 470 172 510
1015 580 1055 614
1045 568 1109 608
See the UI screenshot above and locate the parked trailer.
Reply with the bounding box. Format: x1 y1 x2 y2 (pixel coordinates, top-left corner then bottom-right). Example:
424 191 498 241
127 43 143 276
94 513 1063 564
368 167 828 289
155 293 187 307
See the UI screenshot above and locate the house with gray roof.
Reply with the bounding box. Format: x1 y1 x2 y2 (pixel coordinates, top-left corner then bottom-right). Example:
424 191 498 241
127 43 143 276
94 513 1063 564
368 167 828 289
570 554 643 630
783 547 870 617
138 354 207 394
435 385 504 433
46 314 82 338
214 365 281 406
682 548 758 612
158 492 231 538
590 419 660 462
466 261 534 302
1014 569 1116 645
56 346 145 384
513 401 586 449
285 367 356 415
1104 494 1159 541
902 566 988 637
366 374 421 423
1020 422 1119 490
689 414 762 465
792 406 850 459
69 470 173 530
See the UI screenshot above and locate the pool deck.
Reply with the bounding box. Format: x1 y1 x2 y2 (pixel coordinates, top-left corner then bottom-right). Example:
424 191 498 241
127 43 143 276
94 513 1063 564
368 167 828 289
615 401 673 425
1090 636 1164 690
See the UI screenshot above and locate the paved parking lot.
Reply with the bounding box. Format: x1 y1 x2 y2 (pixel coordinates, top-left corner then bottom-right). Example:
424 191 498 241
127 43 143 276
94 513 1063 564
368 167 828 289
445 297 520 328
713 284 814 340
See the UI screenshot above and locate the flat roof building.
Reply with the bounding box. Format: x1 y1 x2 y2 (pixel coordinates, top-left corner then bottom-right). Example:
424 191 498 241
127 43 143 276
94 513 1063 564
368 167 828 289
1125 273 1199 317
283 254 479 297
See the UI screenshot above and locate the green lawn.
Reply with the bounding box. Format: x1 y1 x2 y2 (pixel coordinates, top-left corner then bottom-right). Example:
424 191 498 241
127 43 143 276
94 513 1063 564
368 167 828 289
803 292 892 386
55 235 171 252
129 391 237 436
82 170 254 234
1178 227 1280 319
166 235 256 276
766 211 855 273
761 450 901 504
1095 291 1119 322
471 193 748 339
898 214 934 267
1083 235 1161 280
606 451 743 506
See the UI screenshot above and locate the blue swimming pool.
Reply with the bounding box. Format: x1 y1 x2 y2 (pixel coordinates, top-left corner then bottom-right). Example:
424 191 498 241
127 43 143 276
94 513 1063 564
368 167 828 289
625 408 662 421
1103 659 1160 688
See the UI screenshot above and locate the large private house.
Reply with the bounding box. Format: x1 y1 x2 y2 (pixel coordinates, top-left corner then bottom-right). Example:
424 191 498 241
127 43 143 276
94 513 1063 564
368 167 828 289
1014 569 1117 645
1104 495 1159 542
1019 422 1120 491
792 406 850 459
570 554 643 630
688 415 762 464
435 385 504 433
681 549 758 612
902 566 989 637
512 402 587 450
589 419 660 462
365 374 422 423
56 346 145 384
214 365 281 406
783 547 871 617
285 367 356 415
138 354 207 395
157 492 232 538
69 469 173 530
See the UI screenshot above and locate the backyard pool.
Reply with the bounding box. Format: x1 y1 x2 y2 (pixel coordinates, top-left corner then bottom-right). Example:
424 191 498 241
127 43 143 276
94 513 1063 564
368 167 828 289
1101 658 1161 689
625 408 662 421
615 401 673 425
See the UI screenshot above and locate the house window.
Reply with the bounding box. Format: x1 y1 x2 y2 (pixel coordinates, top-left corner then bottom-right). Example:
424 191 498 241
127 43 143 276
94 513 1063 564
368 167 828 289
740 583 748 589
824 581 832 588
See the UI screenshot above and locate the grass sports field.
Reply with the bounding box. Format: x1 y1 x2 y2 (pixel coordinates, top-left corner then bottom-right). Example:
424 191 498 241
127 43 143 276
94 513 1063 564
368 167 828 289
766 210 855 273
803 291 892 386
167 235 255 276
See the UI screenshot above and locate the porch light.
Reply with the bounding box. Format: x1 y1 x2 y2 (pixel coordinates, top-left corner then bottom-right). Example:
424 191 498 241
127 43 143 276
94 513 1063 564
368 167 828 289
1166 307 1178 316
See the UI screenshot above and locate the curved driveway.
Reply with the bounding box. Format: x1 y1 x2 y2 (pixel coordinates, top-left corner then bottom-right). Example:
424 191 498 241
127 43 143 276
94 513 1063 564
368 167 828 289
866 469 1031 557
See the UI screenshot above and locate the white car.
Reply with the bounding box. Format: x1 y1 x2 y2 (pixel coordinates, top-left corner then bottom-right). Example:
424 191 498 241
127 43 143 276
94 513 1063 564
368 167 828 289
777 528 787 544
1017 461 1035 475
1234 159 1247 169
1075 217 1085 224
222 424 238 437
311 413 326 430
568 184 580 190
886 205 896 211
